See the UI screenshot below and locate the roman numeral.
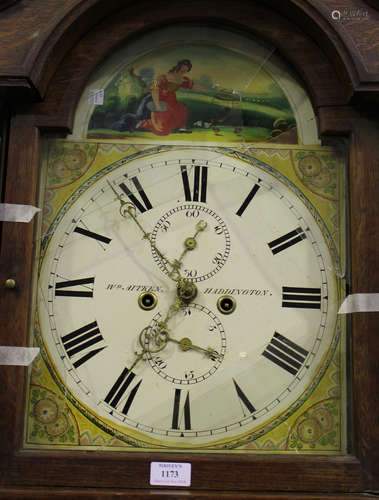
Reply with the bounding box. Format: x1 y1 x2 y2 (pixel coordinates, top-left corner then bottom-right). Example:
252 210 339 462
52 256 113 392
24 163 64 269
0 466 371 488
268 227 306 254
104 367 142 416
73 226 111 244
181 165 208 202
61 320 105 368
54 277 95 297
233 379 256 416
172 389 191 430
119 176 153 213
236 183 260 216
282 286 321 309
262 332 309 375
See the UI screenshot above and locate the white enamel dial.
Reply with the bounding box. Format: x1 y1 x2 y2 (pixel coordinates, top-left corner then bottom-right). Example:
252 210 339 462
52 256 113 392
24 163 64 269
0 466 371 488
38 147 338 448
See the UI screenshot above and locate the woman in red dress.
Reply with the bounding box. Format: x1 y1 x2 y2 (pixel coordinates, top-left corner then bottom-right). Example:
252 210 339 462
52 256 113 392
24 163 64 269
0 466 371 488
139 59 205 136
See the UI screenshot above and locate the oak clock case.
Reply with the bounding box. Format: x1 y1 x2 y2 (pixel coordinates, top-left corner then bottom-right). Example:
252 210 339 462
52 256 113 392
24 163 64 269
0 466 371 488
28 144 345 451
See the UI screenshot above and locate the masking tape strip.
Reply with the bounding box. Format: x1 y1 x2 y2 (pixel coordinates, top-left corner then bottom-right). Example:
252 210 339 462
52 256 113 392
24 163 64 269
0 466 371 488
0 347 39 366
0 203 40 222
338 293 379 314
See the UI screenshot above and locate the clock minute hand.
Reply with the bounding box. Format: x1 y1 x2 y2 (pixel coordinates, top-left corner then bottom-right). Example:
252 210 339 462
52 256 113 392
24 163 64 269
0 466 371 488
109 181 207 287
151 220 209 346
108 180 178 277
122 223 205 376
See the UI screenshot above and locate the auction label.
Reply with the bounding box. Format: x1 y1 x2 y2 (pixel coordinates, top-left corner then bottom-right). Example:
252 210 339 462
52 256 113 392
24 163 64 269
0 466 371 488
150 462 191 487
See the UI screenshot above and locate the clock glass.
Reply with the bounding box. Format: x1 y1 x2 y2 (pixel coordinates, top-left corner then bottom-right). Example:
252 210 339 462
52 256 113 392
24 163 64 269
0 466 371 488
23 26 347 454
25 143 347 452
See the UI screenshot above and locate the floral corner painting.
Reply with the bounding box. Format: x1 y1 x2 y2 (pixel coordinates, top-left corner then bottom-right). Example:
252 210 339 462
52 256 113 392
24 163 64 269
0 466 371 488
85 43 299 144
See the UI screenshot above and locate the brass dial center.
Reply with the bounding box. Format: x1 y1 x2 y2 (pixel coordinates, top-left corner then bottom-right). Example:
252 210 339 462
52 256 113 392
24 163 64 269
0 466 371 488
177 280 198 302
184 236 197 250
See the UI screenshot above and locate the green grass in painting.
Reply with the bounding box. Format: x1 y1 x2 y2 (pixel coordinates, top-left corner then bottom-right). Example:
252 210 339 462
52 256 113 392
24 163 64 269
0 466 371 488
87 125 272 143
88 90 295 143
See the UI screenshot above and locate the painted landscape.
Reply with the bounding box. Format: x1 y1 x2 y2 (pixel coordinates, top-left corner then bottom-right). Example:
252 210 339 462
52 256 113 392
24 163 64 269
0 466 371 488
87 44 297 143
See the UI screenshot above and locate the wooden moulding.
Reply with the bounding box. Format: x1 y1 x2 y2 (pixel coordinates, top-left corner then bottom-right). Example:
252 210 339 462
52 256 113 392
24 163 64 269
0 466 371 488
0 489 378 500
0 0 372 120
30 0 352 133
1 0 379 103
348 120 379 489
0 489 377 499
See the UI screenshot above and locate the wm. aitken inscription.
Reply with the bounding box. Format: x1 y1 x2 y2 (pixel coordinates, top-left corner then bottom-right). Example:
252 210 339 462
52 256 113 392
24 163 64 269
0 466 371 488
106 283 272 296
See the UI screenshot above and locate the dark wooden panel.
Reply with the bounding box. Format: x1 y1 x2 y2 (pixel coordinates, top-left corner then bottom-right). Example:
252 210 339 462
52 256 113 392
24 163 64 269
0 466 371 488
1 0 377 106
349 118 379 491
0 116 40 462
0 488 375 499
29 0 355 134
292 0 379 84
4 452 363 492
0 0 378 101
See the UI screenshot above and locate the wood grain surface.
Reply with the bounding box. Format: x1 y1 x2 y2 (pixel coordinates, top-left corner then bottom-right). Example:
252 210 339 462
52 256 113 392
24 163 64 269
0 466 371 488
0 0 378 100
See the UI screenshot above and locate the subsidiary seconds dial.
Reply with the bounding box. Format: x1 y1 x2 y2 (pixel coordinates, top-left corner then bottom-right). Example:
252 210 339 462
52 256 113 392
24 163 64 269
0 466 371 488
151 204 230 282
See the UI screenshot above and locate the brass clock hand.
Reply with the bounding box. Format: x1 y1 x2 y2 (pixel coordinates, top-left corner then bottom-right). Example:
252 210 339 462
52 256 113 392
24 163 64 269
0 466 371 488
139 221 212 358
123 321 171 379
108 181 207 284
110 191 210 369
169 220 207 303
163 334 222 361
107 180 170 270
129 280 195 373
144 292 222 362
167 219 207 283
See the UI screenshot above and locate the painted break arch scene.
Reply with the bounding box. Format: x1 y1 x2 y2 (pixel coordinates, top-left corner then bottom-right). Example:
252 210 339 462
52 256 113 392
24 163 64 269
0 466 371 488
87 44 296 143
73 27 318 145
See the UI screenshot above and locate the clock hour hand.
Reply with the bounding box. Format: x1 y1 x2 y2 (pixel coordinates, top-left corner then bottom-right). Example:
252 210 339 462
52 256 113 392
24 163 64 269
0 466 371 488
108 180 169 266
144 321 222 361
166 334 222 361
108 180 181 277
127 245 203 372
125 322 171 375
